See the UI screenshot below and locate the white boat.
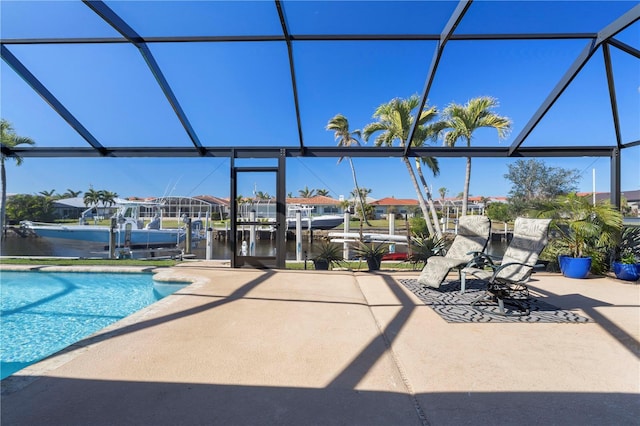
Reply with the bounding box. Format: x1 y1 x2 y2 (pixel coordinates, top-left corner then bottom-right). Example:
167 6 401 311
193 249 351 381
286 205 343 231
21 199 186 248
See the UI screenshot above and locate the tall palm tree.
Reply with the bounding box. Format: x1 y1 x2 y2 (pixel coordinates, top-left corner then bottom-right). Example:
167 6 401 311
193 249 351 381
326 114 371 226
436 97 511 216
412 143 442 237
362 95 441 236
1 119 35 240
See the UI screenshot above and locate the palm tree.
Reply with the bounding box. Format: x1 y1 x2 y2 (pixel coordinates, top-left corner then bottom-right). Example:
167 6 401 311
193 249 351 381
350 187 372 203
298 186 316 198
362 95 442 236
38 189 57 198
438 187 448 206
316 188 330 197
412 150 442 236
255 190 271 200
38 189 57 216
63 189 83 198
1 119 35 240
436 97 511 216
101 190 118 216
339 199 351 214
326 114 370 226
83 186 101 213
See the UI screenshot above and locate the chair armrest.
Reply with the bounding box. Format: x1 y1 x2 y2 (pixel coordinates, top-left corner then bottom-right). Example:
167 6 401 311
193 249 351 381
487 261 533 282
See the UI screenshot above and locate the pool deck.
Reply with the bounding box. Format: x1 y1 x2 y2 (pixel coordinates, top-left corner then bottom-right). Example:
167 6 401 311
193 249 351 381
1 262 639 425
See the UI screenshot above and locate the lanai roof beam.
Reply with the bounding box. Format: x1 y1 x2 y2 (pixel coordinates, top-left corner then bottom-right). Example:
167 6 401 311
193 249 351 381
82 0 207 156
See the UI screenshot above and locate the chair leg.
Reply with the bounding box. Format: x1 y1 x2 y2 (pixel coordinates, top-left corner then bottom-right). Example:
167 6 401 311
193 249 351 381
460 271 466 294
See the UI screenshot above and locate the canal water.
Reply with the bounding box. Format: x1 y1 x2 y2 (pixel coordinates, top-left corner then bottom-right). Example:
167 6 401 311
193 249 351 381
1 233 507 261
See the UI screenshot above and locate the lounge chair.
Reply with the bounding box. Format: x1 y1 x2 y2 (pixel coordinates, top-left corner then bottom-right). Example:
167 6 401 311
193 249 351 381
417 215 491 292
462 217 552 315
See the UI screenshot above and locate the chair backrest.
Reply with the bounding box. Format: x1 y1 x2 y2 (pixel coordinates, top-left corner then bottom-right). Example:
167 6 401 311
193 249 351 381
445 215 491 261
498 218 552 282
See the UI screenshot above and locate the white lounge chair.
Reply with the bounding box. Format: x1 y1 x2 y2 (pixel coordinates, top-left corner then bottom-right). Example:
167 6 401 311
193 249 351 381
463 217 552 315
417 215 491 292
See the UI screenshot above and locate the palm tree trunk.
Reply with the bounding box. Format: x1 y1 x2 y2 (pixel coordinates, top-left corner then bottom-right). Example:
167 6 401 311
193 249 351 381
402 158 435 236
415 159 443 237
462 156 472 216
0 158 6 241
347 157 371 226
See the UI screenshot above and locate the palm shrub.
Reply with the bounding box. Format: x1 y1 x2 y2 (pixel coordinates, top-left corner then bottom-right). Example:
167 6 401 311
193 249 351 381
616 226 640 264
408 234 446 268
353 242 389 271
535 193 622 274
311 241 343 270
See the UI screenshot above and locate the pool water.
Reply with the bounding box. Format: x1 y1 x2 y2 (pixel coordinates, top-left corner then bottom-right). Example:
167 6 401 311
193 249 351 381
0 271 186 380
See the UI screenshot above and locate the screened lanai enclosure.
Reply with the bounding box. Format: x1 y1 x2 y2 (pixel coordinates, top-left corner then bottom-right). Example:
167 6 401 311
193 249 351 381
1 1 638 267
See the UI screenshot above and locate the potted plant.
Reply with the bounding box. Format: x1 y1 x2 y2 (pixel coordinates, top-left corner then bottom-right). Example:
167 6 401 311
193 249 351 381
353 242 389 271
537 193 622 279
311 241 343 270
613 251 639 281
612 227 640 281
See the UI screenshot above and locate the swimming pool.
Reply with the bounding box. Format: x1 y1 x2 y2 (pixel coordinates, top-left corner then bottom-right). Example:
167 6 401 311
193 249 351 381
0 271 187 380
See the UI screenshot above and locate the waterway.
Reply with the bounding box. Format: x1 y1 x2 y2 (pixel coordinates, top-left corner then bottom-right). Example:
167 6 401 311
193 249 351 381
0 233 507 261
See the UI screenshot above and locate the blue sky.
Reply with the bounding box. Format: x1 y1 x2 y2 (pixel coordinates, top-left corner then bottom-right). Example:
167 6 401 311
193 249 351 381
1 0 638 201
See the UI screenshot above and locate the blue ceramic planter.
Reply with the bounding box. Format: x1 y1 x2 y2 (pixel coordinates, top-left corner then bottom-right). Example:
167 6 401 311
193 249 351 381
613 262 640 281
559 255 591 279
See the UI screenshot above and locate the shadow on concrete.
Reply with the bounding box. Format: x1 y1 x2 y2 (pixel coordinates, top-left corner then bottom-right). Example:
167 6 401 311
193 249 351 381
52 270 277 353
530 285 640 359
2 377 637 426
3 271 638 426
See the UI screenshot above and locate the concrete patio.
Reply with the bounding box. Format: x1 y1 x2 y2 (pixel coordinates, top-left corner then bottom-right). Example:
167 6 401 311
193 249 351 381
1 263 639 425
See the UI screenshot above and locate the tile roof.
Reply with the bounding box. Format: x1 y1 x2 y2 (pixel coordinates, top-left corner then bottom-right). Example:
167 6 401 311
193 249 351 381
370 197 419 206
286 195 341 205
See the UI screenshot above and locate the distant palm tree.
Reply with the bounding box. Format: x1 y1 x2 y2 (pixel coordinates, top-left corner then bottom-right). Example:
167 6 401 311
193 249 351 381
298 186 316 198
255 191 271 200
83 186 101 212
63 189 83 198
101 191 118 215
316 188 330 197
438 187 448 206
436 97 511 215
326 114 370 225
339 199 351 214
236 195 251 218
351 187 371 199
1 119 35 239
363 95 441 236
38 189 57 198
38 189 57 215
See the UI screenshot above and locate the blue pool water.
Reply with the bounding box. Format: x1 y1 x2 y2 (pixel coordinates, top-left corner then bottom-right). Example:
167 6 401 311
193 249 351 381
0 271 187 380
